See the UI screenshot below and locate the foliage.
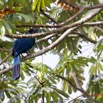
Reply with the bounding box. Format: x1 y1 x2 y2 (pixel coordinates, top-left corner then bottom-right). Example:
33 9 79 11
0 0 103 103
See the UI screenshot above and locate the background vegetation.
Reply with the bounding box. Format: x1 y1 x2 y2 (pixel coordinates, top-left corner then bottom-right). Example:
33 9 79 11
0 0 103 102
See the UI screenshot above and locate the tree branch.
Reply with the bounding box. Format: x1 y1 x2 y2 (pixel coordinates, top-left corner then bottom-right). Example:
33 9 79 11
94 26 103 33
36 33 57 43
16 24 61 28
0 65 12 74
55 74 97 103
0 48 11 52
84 21 103 26
0 26 78 74
22 26 79 61
0 8 102 74
40 9 58 24
0 52 12 65
72 32 97 44
5 8 102 39
71 70 83 89
15 3 103 29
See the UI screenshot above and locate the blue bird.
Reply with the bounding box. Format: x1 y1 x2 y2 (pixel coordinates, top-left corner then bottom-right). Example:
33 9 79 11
12 28 38 80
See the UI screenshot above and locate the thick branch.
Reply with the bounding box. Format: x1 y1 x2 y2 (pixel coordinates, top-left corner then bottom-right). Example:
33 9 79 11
0 26 78 74
5 8 102 39
22 26 79 61
0 8 102 74
16 7 84 28
16 24 61 28
15 3 103 29
16 21 103 29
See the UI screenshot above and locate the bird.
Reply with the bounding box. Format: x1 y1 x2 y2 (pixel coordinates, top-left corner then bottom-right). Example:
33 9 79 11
12 28 38 80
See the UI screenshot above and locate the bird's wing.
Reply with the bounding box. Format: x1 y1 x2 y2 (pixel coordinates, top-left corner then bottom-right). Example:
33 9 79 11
13 38 34 56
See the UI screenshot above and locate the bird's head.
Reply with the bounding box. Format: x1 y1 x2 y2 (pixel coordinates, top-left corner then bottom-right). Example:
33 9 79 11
28 28 38 34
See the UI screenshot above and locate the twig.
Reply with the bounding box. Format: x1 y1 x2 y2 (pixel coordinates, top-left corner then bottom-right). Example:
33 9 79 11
83 3 103 10
26 63 43 85
60 7 84 26
36 33 57 43
0 65 12 74
0 48 11 52
41 86 44 103
71 70 93 100
40 9 58 24
94 26 103 33
16 7 84 30
72 32 97 44
55 74 97 103
71 70 83 89
68 94 83 103
0 52 12 65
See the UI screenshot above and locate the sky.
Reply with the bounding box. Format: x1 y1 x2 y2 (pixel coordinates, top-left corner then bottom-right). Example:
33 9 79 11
33 53 59 69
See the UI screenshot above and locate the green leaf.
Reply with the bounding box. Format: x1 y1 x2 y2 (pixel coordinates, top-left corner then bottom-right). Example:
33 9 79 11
32 0 39 11
47 75 57 84
5 90 11 98
37 0 41 12
15 13 35 22
54 88 69 98
0 22 5 36
0 1 4 5
20 70 25 80
46 92 51 103
8 0 13 9
1 52 6 59
2 21 12 34
45 0 50 6
68 86 72 94
0 40 12 48
21 0 28 6
54 91 63 100
41 0 46 9
52 91 58 102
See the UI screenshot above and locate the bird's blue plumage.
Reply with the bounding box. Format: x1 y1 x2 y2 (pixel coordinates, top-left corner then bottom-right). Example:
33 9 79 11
13 56 20 80
12 28 38 80
12 38 35 56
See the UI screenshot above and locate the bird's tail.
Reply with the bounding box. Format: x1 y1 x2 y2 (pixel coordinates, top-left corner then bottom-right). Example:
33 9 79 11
12 56 20 80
